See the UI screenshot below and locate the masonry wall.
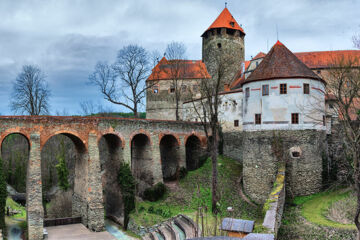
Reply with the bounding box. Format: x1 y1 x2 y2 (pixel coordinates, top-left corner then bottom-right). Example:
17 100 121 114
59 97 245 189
243 130 326 204
223 131 244 163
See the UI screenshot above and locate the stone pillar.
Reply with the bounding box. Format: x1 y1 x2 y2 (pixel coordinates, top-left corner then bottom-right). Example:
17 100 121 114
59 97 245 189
123 137 131 166
151 134 163 184
178 136 186 169
87 133 105 231
26 132 44 240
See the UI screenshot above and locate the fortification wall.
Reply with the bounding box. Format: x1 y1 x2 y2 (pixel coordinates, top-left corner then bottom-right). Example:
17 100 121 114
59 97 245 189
243 130 326 204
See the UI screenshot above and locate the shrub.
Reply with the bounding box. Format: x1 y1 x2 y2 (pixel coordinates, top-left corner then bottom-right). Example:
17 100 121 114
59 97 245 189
118 162 135 230
143 183 167 202
55 140 70 191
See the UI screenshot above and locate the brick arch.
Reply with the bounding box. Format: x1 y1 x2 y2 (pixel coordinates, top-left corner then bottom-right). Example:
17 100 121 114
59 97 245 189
98 131 125 149
0 129 31 150
129 129 153 146
159 133 181 146
184 132 207 147
41 130 87 150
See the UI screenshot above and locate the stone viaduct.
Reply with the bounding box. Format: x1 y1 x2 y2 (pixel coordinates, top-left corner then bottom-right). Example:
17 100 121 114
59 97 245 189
0 116 207 240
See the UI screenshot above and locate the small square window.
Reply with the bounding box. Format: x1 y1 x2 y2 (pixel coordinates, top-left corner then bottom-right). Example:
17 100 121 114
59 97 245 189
291 113 299 124
153 86 159 94
245 87 250 98
217 43 222 48
262 85 269 96
304 83 310 94
280 84 287 94
317 70 321 74
234 120 239 127
255 114 261 124
170 85 175 93
181 85 187 92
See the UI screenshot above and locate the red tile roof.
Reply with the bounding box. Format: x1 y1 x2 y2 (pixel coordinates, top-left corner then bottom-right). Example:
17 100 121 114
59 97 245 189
229 60 250 90
295 50 360 69
202 7 245 37
242 41 324 86
147 57 211 81
252 52 266 60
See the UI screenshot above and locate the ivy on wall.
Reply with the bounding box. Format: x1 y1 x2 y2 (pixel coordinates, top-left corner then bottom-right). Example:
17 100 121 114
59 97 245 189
118 162 135 230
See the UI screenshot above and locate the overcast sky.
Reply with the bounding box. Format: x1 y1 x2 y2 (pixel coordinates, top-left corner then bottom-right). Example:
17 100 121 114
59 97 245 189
0 0 359 115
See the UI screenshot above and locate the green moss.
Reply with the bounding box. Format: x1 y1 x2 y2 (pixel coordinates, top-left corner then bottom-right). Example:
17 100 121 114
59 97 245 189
298 188 356 230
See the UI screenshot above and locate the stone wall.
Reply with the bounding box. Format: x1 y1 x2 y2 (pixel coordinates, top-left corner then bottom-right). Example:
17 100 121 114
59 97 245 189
223 131 244 163
243 130 326 204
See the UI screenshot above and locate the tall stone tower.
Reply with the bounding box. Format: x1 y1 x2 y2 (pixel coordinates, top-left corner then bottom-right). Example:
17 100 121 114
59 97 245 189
202 7 245 85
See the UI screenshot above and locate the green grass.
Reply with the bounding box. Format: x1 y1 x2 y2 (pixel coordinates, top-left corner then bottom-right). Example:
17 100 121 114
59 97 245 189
296 188 356 230
131 156 262 230
6 197 26 220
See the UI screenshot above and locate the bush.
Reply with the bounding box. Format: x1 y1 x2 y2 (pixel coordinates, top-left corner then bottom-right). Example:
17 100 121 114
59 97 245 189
118 162 135 230
143 183 167 202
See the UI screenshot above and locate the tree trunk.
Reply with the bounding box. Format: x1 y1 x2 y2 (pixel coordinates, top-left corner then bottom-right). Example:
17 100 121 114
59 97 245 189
211 130 219 214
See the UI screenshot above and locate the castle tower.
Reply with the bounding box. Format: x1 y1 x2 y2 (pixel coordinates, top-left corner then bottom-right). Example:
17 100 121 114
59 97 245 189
202 7 245 85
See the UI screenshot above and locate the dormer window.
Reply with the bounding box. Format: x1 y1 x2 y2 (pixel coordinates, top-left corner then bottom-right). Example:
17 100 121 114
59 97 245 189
230 21 235 27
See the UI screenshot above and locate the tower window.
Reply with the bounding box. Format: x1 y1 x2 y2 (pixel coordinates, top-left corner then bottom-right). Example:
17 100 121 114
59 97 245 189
217 43 222 48
245 87 250 98
291 113 299 124
170 85 175 93
262 85 269 96
234 120 239 127
280 84 287 94
303 83 310 94
323 115 326 126
230 21 235 27
153 85 159 94
181 85 187 92
255 114 261 125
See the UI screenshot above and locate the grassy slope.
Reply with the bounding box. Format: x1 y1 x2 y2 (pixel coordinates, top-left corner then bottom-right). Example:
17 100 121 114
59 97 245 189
130 156 262 229
6 197 26 220
279 188 357 240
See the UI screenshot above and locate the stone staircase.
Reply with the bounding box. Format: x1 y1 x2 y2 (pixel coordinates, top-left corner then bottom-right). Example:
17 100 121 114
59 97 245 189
142 215 200 240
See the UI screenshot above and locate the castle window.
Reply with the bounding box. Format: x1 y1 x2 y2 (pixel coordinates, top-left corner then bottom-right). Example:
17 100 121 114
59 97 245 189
317 70 321 74
255 114 261 124
245 87 250 98
292 151 300 158
217 43 222 49
280 83 287 94
234 120 239 127
323 115 326 126
304 83 310 94
181 85 187 92
170 85 175 93
291 113 299 124
153 85 159 94
262 85 269 96
230 21 235 27
256 62 259 67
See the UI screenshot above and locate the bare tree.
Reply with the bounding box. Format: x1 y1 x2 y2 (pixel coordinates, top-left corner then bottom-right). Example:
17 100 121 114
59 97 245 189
10 65 51 115
353 34 360 49
79 100 97 116
89 45 151 118
165 42 187 120
190 53 236 214
326 55 360 238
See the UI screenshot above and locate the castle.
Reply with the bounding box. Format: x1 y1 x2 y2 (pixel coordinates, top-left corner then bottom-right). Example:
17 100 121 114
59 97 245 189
146 7 360 204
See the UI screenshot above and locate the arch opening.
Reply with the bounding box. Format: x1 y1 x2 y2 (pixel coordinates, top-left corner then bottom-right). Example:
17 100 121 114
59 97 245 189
186 135 202 171
40 133 87 222
160 135 180 182
1 133 30 205
131 134 153 196
99 133 124 224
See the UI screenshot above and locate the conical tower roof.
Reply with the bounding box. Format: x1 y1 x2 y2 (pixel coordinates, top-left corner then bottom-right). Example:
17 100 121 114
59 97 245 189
202 7 245 37
242 41 324 86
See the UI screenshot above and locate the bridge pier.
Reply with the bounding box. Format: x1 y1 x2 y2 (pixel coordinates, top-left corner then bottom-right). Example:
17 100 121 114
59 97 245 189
151 134 163 184
87 133 105 231
27 132 44 240
179 136 186 169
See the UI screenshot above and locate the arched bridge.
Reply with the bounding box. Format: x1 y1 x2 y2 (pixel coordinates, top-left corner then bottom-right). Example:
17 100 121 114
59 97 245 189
0 116 207 240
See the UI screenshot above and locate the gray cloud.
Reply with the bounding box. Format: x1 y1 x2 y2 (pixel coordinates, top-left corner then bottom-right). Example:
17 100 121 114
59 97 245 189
0 0 359 115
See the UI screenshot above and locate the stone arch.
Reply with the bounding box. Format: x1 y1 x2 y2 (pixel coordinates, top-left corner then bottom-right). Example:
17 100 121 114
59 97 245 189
185 135 202 171
99 133 124 223
160 134 180 181
131 133 153 196
0 130 30 152
41 132 89 225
